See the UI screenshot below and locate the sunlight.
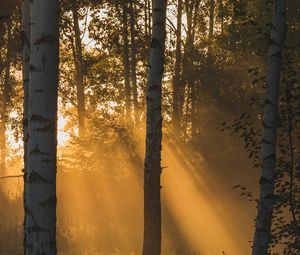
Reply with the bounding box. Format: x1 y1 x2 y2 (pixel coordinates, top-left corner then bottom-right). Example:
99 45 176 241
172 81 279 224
57 114 70 146
162 143 247 254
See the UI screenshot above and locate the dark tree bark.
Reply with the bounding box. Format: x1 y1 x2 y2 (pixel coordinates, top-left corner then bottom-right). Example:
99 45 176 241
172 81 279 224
209 0 215 39
218 0 224 33
71 0 86 138
121 0 132 119
172 0 182 131
129 1 139 122
181 0 199 138
143 0 167 254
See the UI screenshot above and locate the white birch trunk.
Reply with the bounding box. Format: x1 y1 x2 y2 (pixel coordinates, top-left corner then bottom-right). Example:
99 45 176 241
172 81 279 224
25 0 59 254
252 1 287 254
143 1 167 255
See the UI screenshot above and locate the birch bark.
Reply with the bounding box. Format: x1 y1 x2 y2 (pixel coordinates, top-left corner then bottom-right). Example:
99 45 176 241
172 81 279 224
25 0 59 254
143 0 167 254
252 1 287 254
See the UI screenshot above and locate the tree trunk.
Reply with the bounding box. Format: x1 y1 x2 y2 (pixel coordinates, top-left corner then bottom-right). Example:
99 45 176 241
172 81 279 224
148 0 152 38
181 0 196 138
22 1 31 252
71 0 85 138
0 95 6 173
191 82 197 141
129 1 139 122
121 0 132 119
142 0 167 254
252 1 287 254
172 0 182 131
24 0 59 254
209 0 215 39
218 0 224 33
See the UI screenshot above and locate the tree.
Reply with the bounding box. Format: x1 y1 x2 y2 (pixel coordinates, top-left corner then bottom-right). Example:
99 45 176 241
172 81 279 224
209 0 215 39
24 0 59 254
172 0 183 132
121 0 132 119
129 1 139 122
252 1 287 254
143 0 167 254
71 0 86 138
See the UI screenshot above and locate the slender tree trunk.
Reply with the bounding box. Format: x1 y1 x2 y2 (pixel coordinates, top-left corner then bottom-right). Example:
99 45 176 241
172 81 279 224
129 1 139 122
218 0 224 33
282 69 299 227
172 0 182 131
181 0 195 137
144 0 152 43
71 0 85 138
143 0 167 254
121 0 132 119
0 69 6 173
0 97 6 173
148 0 152 38
22 1 31 253
209 0 215 39
252 1 287 254
191 81 197 141
180 0 191 134
25 0 59 254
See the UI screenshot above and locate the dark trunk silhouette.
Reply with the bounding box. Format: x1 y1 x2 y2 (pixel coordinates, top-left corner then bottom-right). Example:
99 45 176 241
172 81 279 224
172 0 183 132
129 1 139 122
143 0 167 254
121 0 132 119
71 0 86 138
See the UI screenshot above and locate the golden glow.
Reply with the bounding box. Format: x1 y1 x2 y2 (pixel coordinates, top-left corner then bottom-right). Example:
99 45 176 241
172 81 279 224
162 143 246 254
1 117 255 254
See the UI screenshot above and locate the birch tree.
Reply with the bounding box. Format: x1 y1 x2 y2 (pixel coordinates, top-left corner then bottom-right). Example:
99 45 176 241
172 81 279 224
25 0 59 254
252 1 287 254
143 0 167 254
